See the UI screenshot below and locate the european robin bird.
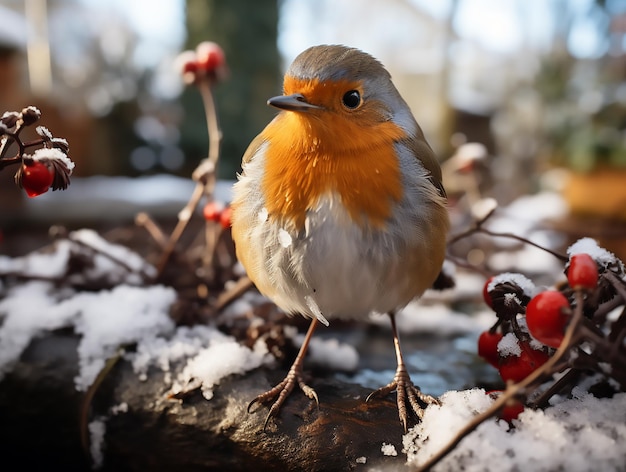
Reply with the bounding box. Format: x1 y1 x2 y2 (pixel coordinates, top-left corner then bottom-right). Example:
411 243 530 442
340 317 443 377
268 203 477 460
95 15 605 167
231 44 449 431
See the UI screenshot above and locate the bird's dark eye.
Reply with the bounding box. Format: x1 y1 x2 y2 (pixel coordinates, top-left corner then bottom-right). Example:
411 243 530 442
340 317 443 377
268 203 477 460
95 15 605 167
342 90 361 109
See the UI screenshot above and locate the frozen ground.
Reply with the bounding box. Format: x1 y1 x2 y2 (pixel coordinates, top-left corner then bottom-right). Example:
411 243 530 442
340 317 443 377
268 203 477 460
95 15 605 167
1 178 625 470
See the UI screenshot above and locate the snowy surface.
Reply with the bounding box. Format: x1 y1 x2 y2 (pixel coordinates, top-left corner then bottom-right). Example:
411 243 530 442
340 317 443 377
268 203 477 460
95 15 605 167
0 229 270 395
1 188 625 470
402 389 626 472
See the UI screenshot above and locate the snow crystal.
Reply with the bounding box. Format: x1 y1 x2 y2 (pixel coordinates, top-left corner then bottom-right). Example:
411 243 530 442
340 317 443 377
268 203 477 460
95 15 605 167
171 337 272 400
131 325 225 378
404 389 626 471
110 402 128 415
89 417 107 469
32 147 75 173
381 443 398 456
355 456 367 464
487 272 536 298
131 323 274 399
567 237 624 272
497 332 521 357
35 125 53 139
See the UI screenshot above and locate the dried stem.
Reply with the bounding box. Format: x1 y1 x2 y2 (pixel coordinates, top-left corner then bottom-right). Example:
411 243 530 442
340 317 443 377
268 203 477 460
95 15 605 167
135 212 168 248
214 276 254 311
155 182 205 276
448 208 568 263
153 79 222 278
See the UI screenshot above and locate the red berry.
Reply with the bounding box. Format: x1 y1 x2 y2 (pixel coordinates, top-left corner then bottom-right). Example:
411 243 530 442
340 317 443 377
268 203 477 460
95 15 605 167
483 276 495 309
567 253 599 291
175 50 199 84
195 41 225 73
220 205 232 229
498 342 549 383
488 390 525 422
477 330 503 368
526 290 571 348
21 161 54 197
202 201 223 222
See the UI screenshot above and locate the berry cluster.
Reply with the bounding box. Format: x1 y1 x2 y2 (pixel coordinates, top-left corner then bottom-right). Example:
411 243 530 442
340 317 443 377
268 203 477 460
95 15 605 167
175 41 228 86
0 107 75 197
202 200 232 229
477 237 626 421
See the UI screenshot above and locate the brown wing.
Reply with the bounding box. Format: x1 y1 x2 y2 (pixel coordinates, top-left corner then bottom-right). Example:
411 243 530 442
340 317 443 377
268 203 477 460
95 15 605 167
241 132 268 166
404 134 447 199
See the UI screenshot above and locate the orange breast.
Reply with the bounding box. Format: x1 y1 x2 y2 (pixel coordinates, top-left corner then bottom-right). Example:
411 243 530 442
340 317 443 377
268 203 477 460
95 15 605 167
261 108 406 230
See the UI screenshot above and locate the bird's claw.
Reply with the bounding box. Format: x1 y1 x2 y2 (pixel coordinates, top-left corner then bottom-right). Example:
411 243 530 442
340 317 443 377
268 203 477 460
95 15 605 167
366 367 439 432
248 368 319 431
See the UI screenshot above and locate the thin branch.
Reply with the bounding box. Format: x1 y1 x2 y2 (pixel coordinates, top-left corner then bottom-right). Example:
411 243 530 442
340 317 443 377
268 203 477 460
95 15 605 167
447 208 568 262
214 276 254 311
155 182 205 277
154 78 223 278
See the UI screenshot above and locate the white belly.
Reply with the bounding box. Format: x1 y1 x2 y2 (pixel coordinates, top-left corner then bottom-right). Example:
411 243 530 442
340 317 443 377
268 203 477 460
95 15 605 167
232 157 447 325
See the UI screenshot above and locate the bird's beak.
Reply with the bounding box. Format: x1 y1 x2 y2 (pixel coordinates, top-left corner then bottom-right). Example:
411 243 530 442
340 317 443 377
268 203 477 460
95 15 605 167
267 94 322 112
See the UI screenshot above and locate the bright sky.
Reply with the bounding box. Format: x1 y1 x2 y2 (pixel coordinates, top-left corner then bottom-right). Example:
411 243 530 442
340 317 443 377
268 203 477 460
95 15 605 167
78 0 186 67
276 0 618 66
73 0 619 70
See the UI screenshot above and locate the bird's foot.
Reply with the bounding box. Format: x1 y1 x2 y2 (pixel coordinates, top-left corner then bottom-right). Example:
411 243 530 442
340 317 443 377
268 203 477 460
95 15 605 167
366 365 439 432
248 366 319 431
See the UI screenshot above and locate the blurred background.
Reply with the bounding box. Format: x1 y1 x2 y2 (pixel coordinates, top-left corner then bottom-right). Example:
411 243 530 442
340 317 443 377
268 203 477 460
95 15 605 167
0 0 625 257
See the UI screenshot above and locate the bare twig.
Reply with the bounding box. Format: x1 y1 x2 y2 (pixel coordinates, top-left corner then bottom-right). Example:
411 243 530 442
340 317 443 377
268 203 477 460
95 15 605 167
448 208 568 262
154 76 223 278
135 212 168 248
214 276 254 311
155 182 205 277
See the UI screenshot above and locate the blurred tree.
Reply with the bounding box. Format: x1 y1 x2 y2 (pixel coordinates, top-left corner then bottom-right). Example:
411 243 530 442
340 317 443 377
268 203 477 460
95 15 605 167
180 0 280 180
535 0 626 173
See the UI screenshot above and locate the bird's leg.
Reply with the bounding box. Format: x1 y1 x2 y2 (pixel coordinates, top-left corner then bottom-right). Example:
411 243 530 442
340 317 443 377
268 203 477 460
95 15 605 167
366 311 439 432
248 317 320 430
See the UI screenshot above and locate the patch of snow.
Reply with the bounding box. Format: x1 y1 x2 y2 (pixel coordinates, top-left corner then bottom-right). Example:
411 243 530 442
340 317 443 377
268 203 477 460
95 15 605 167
292 333 359 372
0 279 177 389
488 272 536 298
404 389 626 471
89 417 107 469
169 336 272 400
381 442 398 456
497 332 521 357
567 237 624 273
